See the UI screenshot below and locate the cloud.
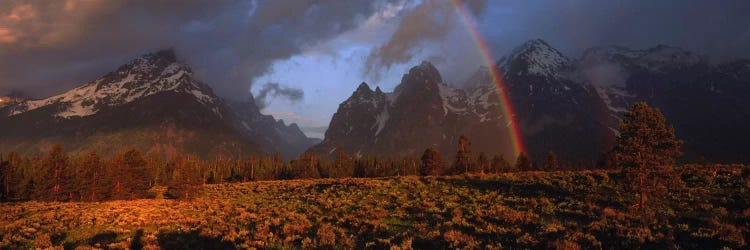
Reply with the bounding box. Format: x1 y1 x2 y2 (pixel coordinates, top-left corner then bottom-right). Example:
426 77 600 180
478 0 750 63
0 0 402 99
364 0 487 80
253 82 304 109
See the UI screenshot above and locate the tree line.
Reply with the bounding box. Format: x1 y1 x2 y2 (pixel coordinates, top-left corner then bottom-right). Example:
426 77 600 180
1 102 683 208
0 144 589 202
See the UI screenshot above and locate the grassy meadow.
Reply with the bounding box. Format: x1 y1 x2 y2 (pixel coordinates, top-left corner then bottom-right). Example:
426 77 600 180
1 165 748 249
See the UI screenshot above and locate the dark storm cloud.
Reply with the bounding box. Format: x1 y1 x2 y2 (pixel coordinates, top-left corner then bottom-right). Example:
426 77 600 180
0 0 399 100
2 1 748 101
479 0 750 63
253 82 304 109
364 0 487 79
364 0 749 87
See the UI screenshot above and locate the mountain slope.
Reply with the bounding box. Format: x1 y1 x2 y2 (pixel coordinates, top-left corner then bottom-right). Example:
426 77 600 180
579 45 750 162
315 62 519 160
0 50 315 158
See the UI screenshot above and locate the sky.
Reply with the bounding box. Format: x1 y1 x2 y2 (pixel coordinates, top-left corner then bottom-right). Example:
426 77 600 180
1 0 749 138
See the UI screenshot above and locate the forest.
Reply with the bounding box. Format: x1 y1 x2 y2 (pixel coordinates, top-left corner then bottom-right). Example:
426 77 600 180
0 140 579 203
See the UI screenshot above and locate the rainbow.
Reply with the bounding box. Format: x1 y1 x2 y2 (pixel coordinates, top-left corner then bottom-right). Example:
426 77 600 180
450 0 525 157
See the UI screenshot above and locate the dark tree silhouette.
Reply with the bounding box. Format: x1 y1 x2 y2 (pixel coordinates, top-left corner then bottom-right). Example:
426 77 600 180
515 152 531 172
476 152 489 174
420 147 442 176
452 135 474 174
542 151 559 171
490 155 511 173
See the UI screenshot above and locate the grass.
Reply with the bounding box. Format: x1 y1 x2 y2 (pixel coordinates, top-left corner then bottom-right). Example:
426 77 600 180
1 165 748 249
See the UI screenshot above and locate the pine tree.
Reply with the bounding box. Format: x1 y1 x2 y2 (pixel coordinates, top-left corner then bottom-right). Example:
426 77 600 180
542 151 559 171
38 145 71 201
0 153 23 201
298 149 321 179
77 151 105 201
452 135 474 174
167 155 200 200
420 147 442 176
476 152 489 174
490 155 511 173
0 155 7 201
353 159 366 178
515 152 531 172
109 149 150 200
611 102 682 211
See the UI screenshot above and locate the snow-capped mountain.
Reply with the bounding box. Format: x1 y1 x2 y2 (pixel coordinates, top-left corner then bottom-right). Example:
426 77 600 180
0 49 316 158
497 39 572 81
5 50 219 118
316 39 750 163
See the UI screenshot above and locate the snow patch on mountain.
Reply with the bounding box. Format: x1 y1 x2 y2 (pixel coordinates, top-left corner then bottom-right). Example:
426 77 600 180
498 39 570 79
8 52 217 119
372 106 389 136
582 45 705 73
438 83 467 116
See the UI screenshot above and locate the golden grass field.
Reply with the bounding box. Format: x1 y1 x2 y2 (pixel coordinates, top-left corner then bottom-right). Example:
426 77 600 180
1 166 748 249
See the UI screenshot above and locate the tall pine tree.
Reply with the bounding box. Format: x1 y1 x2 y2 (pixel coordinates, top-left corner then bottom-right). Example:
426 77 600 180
611 102 682 211
515 152 531 172
452 135 474 174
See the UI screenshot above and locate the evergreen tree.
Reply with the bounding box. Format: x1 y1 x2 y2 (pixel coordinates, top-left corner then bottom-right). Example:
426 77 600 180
0 155 7 201
542 151 559 171
37 145 71 201
452 135 474 174
490 155 511 173
353 159 366 178
272 152 283 177
515 152 531 172
476 152 489 174
298 149 321 179
0 153 24 201
167 156 200 199
109 149 150 200
419 147 442 176
77 151 105 201
611 102 683 211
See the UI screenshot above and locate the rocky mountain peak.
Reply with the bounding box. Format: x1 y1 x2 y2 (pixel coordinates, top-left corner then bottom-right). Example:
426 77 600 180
374 86 384 95
410 61 442 81
393 61 443 100
498 39 570 79
354 82 374 96
116 49 186 77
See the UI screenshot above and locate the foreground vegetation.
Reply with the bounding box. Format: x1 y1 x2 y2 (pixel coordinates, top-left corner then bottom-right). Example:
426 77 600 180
1 165 748 249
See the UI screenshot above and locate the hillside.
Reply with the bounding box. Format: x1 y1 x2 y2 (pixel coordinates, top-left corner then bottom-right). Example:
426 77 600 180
1 165 747 249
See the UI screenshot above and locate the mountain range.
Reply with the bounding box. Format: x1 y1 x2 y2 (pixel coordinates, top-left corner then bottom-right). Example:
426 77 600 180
2 40 748 163
0 50 318 158
315 39 750 163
